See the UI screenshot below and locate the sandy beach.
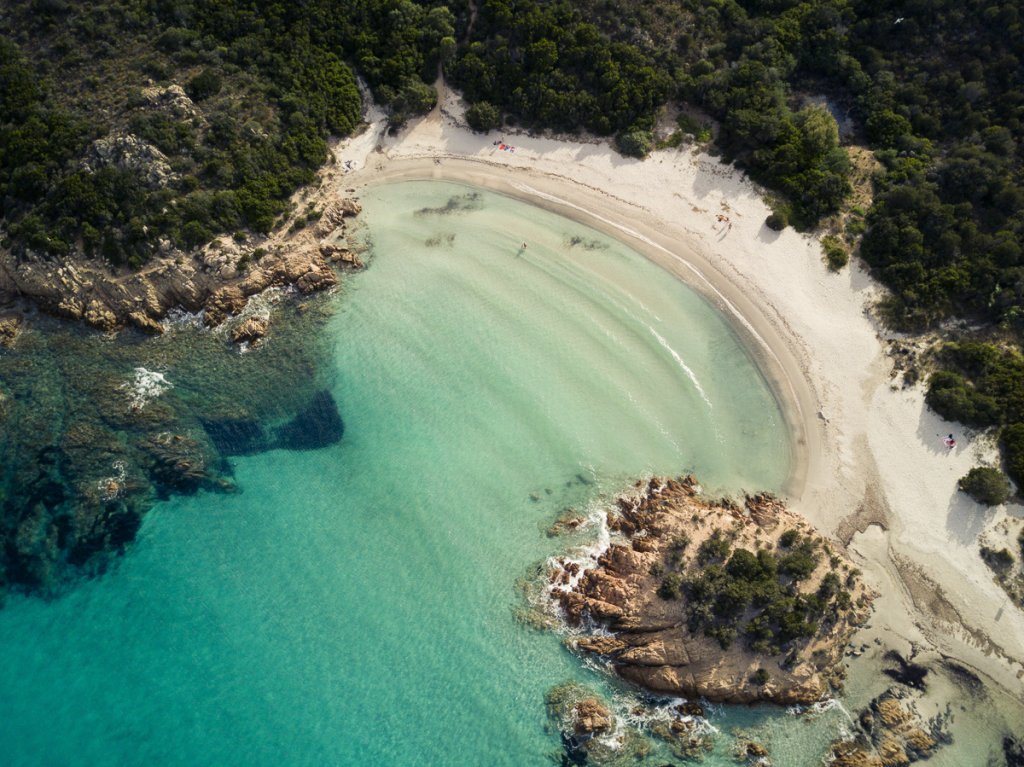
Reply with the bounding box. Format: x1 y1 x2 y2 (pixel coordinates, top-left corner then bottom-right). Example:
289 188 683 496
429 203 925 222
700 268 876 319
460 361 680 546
329 84 1024 705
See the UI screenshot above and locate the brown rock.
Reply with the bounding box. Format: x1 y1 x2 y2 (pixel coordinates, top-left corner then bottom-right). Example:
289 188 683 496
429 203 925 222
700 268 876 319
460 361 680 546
878 737 909 766
204 286 246 327
830 740 883 767
0 315 21 347
315 197 362 236
572 698 613 737
319 242 365 268
230 316 269 345
128 311 164 335
676 701 705 717
745 740 769 758
581 569 630 606
84 300 118 331
547 475 874 707
574 636 627 656
875 698 912 728
295 267 337 294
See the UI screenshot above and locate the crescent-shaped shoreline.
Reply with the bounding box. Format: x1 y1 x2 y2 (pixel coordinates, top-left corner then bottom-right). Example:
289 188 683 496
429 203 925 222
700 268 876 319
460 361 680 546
335 91 1024 713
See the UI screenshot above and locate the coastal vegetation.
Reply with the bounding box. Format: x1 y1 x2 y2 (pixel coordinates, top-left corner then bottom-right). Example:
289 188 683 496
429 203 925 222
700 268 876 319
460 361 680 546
2 1 1022 491
0 0 443 265
959 466 1012 507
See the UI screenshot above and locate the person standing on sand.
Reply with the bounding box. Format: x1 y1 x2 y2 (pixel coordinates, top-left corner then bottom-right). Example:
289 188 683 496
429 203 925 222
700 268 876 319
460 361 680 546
944 433 956 449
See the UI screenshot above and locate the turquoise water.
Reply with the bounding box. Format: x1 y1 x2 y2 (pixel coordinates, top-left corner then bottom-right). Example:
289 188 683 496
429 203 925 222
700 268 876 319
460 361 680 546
0 180 841 764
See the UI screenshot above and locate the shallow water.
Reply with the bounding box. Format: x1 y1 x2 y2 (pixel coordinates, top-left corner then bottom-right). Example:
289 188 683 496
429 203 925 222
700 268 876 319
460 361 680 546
0 180 896 765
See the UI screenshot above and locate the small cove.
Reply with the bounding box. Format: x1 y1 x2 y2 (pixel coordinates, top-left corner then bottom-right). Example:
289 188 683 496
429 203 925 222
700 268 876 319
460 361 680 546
0 180 893 764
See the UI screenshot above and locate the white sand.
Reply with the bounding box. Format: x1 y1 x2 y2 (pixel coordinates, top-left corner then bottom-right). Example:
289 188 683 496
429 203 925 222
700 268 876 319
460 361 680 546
334 85 1024 698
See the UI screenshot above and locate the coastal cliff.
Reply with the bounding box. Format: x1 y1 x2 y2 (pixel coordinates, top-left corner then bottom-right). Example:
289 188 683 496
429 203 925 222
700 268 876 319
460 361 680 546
549 476 873 706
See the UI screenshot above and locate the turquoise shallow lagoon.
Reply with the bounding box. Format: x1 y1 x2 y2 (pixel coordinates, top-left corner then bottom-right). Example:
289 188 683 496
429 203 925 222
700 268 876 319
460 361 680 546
0 181 874 764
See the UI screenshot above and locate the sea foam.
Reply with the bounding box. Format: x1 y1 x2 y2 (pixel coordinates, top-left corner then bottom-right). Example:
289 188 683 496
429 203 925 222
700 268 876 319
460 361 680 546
121 367 172 411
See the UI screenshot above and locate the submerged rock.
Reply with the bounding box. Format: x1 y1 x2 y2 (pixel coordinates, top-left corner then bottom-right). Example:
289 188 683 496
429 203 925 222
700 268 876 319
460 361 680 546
273 389 344 451
1005 735 1024 767
545 682 653 767
0 315 22 347
0 290 341 600
201 416 269 456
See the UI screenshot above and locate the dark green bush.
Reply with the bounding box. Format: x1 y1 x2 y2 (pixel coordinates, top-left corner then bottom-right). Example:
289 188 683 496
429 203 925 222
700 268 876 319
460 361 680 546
980 546 1015 572
958 467 1011 506
465 101 501 132
765 211 787 231
1002 423 1024 490
186 68 222 101
697 532 731 565
615 127 653 159
822 235 848 271
779 529 799 548
926 371 1002 427
658 571 683 600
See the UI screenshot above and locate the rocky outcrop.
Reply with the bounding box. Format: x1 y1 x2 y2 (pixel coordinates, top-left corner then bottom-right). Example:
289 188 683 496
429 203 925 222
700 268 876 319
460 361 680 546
571 698 613 738
0 194 358 333
548 476 874 706
230 316 269 345
0 315 21 347
315 197 362 237
140 84 204 122
829 688 950 766
319 242 365 268
83 134 178 188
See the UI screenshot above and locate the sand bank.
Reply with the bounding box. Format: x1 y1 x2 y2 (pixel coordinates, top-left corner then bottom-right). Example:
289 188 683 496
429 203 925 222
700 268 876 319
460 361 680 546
334 88 1024 701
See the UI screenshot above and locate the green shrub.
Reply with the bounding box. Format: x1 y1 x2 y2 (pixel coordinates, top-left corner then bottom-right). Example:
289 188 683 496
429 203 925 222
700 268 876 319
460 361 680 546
655 130 684 150
616 127 653 159
980 546 1015 572
822 235 849 271
186 68 222 101
926 370 1002 427
658 571 683 600
779 551 818 581
817 572 842 600
765 211 787 231
958 467 1011 506
697 532 731 565
752 668 770 685
1002 423 1024 490
779 530 799 548
669 534 690 553
465 101 501 132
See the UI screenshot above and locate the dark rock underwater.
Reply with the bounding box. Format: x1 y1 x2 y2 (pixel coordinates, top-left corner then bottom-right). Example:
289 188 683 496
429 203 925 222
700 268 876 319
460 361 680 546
0 295 344 601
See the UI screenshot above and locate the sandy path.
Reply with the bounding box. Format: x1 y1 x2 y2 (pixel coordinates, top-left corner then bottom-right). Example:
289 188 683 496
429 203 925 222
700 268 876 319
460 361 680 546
334 93 1024 700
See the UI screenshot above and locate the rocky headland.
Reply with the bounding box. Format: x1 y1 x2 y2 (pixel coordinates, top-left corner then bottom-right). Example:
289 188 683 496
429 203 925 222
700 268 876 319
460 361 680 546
0 191 363 338
549 476 874 706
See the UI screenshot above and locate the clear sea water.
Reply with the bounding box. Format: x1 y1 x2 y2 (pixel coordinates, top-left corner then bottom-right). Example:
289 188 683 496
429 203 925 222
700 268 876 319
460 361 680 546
4 180 998 765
